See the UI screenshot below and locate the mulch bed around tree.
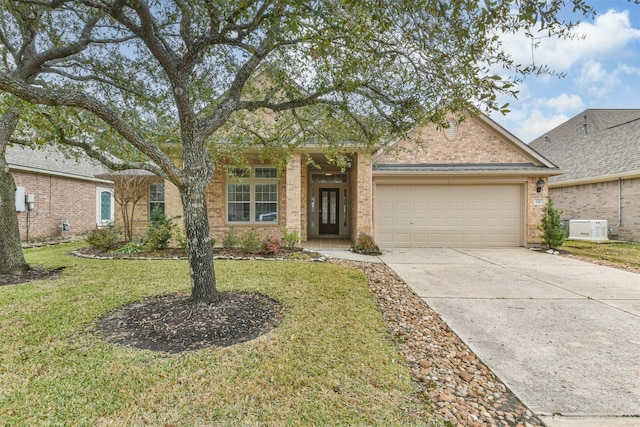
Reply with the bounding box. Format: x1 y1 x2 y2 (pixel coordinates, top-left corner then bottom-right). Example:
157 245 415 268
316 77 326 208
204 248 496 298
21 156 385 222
0 267 64 286
97 291 283 354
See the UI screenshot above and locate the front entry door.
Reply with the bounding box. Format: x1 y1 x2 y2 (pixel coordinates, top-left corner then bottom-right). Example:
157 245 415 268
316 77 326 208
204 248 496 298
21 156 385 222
319 188 339 235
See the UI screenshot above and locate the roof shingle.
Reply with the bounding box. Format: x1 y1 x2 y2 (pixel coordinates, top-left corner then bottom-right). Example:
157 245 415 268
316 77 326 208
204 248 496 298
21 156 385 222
529 109 640 183
6 144 111 180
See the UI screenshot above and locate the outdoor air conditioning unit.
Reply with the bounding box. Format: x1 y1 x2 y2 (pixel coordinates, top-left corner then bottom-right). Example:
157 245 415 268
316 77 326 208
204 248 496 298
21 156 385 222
568 220 608 242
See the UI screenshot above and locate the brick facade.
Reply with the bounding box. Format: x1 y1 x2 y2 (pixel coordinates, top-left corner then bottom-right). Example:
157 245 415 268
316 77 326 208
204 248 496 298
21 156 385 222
373 117 551 246
526 177 547 244
112 176 163 239
116 115 556 247
13 170 113 240
351 151 373 240
550 177 640 242
375 118 530 165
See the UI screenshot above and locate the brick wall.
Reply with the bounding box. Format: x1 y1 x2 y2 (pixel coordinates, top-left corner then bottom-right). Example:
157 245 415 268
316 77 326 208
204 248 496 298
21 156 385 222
526 177 547 245
375 117 531 165
550 177 640 242
373 117 551 247
112 176 160 239
205 160 286 245
352 151 373 240
13 171 112 240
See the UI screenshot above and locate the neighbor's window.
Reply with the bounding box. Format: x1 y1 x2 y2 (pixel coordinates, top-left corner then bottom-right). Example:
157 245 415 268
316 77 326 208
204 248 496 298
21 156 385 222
96 187 114 226
227 167 278 223
149 182 165 216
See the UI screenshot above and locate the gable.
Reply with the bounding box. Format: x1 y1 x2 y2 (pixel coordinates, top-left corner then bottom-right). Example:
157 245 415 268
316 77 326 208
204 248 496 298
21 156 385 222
374 114 543 166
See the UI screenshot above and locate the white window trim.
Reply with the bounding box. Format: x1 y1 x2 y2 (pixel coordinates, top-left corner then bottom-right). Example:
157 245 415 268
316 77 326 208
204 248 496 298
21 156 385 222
226 166 279 224
96 187 114 226
149 181 165 217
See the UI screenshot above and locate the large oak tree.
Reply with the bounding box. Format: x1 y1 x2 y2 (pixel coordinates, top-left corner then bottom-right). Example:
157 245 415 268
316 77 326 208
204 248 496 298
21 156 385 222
0 0 595 301
0 2 104 274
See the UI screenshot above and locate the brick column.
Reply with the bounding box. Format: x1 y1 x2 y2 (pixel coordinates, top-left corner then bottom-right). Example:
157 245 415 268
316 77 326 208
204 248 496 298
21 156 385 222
354 150 373 240
526 176 547 246
285 153 302 236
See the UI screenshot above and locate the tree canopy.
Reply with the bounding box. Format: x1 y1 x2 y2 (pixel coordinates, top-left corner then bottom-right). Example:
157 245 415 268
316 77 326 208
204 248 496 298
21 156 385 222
0 0 597 301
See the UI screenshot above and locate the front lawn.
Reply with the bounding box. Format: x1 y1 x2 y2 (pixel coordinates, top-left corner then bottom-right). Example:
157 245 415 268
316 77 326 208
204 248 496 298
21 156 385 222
561 240 640 269
0 243 432 426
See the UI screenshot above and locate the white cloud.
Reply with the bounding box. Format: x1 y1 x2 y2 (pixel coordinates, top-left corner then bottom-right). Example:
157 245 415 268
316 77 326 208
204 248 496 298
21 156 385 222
516 110 571 142
494 92 583 141
618 64 640 76
576 60 620 97
499 9 640 73
491 8 640 142
537 93 584 112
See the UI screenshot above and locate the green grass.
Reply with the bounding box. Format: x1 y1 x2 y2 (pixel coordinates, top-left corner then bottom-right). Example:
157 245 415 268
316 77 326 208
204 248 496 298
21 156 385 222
0 242 433 426
561 240 640 268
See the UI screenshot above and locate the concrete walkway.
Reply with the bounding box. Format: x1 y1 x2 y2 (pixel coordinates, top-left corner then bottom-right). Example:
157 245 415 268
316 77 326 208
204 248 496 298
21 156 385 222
378 247 640 427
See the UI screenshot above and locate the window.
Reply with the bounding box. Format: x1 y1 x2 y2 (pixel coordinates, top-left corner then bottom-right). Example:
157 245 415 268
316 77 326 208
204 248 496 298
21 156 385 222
227 167 278 223
149 182 165 216
311 173 347 183
96 187 114 226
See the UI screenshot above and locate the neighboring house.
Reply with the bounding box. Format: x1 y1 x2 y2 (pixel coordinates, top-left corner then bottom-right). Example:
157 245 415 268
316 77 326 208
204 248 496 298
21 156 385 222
529 109 640 242
113 112 560 248
8 144 114 241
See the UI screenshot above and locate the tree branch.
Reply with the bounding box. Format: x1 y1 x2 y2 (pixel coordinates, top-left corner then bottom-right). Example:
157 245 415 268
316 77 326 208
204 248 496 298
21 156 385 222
17 14 101 80
39 67 151 100
107 0 179 81
0 74 183 185
53 130 165 177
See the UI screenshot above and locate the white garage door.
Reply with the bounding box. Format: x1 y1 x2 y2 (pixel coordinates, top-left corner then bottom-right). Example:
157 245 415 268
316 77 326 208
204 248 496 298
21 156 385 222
375 184 523 247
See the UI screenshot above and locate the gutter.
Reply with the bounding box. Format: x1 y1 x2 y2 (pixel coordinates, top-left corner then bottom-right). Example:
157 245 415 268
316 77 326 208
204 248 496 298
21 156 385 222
548 170 640 188
611 177 622 235
9 164 114 185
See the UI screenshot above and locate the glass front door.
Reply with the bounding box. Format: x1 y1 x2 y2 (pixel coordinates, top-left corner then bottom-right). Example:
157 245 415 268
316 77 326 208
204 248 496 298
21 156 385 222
319 188 339 235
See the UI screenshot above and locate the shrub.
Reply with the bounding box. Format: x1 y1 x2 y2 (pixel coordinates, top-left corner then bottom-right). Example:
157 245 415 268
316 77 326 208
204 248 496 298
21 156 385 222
112 241 143 254
261 237 281 255
174 227 187 250
143 206 174 252
240 229 262 254
351 233 382 255
172 226 217 251
86 227 120 252
222 226 239 250
282 229 301 249
540 198 567 250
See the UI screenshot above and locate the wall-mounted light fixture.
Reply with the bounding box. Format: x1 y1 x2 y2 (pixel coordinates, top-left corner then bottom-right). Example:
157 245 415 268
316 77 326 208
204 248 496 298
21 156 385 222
536 178 545 193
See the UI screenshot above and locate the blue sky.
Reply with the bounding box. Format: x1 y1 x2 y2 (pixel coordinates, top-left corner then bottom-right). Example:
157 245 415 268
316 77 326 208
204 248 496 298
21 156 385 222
489 1 640 143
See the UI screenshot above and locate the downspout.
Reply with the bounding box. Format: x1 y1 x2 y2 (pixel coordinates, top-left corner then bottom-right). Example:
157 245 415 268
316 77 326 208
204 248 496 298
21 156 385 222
609 177 622 237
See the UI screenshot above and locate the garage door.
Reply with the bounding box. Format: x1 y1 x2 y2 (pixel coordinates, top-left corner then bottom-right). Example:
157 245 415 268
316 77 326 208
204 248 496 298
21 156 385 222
375 184 523 247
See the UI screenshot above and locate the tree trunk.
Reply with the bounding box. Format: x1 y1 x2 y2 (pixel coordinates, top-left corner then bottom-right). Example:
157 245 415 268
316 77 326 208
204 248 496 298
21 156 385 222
181 185 218 303
0 108 29 275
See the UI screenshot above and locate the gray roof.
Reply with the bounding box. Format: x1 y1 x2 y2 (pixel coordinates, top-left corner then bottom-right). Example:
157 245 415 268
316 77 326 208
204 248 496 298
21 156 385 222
529 109 640 183
7 144 112 181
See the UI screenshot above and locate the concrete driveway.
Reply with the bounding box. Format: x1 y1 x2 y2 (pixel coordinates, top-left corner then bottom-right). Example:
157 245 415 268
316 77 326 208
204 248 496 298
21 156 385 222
379 247 640 427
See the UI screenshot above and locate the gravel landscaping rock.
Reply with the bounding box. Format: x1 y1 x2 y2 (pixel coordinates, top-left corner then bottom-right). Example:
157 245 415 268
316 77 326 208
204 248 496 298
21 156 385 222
334 259 543 427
